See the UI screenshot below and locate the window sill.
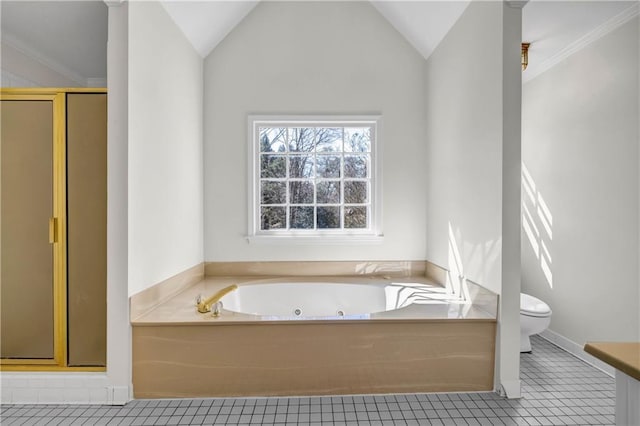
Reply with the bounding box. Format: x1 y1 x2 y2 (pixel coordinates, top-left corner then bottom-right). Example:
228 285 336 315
246 234 384 245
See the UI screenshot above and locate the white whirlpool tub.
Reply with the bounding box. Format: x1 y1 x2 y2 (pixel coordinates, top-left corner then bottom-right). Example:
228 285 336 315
219 279 485 320
222 282 385 318
132 276 499 398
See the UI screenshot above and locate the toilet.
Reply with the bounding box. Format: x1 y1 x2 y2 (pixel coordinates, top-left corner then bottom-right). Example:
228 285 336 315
520 293 552 353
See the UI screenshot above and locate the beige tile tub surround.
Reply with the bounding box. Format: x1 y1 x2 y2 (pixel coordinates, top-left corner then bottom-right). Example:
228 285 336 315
133 275 496 324
131 261 430 321
130 263 204 321
130 261 497 397
133 320 496 398
204 260 428 278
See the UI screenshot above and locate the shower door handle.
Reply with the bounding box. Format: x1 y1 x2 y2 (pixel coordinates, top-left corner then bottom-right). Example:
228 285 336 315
49 217 58 244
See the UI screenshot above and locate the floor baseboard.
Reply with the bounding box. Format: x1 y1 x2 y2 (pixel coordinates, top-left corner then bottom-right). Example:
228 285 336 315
538 329 615 377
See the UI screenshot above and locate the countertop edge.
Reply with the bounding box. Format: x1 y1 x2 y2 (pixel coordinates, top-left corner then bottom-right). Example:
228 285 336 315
131 317 498 327
584 342 640 382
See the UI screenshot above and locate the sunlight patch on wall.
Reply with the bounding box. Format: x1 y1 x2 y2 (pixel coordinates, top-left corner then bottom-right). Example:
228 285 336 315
537 193 553 240
522 162 553 288
447 222 465 299
447 222 502 297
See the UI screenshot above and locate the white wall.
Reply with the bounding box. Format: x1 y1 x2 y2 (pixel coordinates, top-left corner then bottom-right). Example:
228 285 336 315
522 17 639 344
203 1 427 261
424 1 523 397
128 1 204 296
425 1 504 295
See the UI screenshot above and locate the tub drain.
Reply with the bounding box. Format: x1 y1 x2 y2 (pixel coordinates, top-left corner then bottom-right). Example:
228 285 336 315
294 308 302 316
337 310 345 316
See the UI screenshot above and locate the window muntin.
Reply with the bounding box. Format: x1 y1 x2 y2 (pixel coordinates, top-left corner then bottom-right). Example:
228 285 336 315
250 117 380 238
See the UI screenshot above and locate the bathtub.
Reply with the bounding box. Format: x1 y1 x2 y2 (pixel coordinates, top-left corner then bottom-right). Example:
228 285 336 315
219 279 487 320
222 282 385 318
132 271 498 398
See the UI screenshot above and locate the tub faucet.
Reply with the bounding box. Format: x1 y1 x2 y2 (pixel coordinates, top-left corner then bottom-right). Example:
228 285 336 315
196 284 238 314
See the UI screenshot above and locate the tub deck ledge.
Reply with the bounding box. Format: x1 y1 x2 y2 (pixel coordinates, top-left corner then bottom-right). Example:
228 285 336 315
131 275 497 326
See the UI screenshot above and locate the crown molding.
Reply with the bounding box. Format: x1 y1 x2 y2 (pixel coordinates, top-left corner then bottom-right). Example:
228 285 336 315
1 33 90 87
524 2 639 83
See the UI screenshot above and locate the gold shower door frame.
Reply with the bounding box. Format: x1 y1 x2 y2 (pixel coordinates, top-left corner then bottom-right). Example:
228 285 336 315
0 89 101 371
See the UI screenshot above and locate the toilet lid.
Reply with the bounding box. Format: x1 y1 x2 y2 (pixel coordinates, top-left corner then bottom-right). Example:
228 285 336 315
520 293 552 317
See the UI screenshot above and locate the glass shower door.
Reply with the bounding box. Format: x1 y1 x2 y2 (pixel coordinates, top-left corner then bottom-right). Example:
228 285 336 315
1 93 65 366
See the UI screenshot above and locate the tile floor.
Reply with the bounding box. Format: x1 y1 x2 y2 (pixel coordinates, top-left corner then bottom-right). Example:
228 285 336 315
0 336 616 425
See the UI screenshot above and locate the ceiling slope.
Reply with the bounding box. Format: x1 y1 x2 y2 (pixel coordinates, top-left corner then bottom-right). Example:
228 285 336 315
163 0 638 76
160 0 471 61
370 0 470 60
161 0 259 58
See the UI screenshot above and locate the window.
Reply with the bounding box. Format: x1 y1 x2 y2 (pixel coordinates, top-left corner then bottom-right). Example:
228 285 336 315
248 116 382 242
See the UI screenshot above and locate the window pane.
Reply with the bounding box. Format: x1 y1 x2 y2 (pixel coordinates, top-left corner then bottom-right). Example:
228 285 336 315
261 207 286 230
344 181 367 204
260 127 287 152
344 155 368 178
317 206 340 229
254 119 377 235
289 128 315 152
260 154 286 178
289 181 314 204
316 128 342 152
344 206 367 229
261 181 286 204
289 155 314 178
317 181 340 204
316 155 341 178
344 127 370 152
290 206 314 229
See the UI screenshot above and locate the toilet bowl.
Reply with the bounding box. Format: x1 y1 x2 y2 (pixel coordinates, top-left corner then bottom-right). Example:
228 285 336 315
520 293 552 353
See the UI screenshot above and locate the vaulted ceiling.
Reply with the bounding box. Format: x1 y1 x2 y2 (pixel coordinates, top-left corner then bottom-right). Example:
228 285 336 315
1 1 637 85
159 0 473 60
160 1 259 58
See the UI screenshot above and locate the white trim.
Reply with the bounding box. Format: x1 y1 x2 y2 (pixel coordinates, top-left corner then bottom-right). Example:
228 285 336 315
0 373 131 405
616 370 640 426
247 115 383 241
1 34 89 87
246 234 384 245
538 329 615 377
106 1 133 406
110 385 131 406
498 379 522 399
524 2 640 83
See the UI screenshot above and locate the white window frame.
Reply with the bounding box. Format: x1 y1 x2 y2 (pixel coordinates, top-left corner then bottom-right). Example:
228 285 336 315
247 115 383 244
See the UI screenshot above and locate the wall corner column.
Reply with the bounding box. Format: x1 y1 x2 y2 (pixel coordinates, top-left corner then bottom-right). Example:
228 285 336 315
498 0 524 399
105 0 131 404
